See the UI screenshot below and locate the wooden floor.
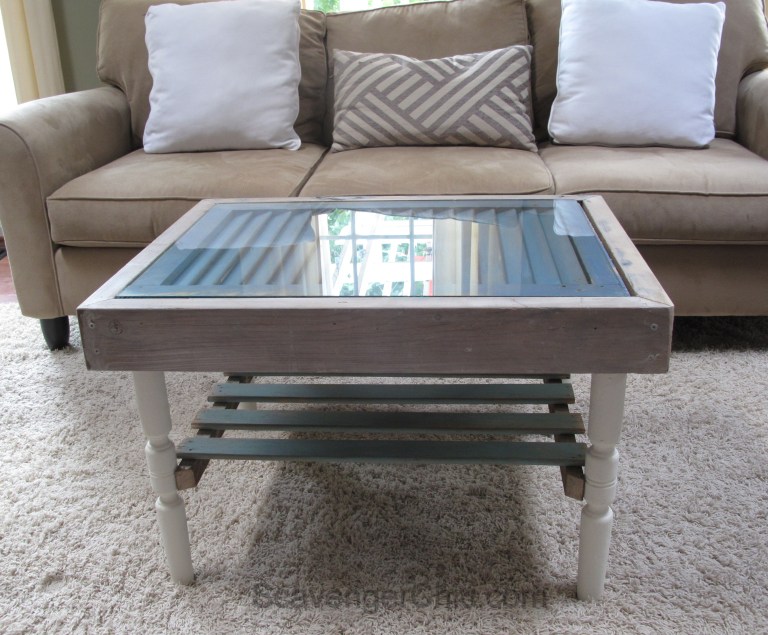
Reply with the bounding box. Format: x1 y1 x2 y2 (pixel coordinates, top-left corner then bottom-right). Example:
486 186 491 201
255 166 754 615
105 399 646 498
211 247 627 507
0 250 18 303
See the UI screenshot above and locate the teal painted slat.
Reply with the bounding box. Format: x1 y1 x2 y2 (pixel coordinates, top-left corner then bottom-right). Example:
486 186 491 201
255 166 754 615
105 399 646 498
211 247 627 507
219 212 275 286
237 211 299 285
176 437 587 466
538 209 589 285
520 210 561 285
497 218 526 288
192 409 585 435
208 382 575 404
177 211 253 286
571 234 628 290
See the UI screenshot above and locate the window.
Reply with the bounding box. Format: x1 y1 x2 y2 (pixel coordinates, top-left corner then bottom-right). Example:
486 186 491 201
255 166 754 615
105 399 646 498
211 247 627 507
305 0 437 13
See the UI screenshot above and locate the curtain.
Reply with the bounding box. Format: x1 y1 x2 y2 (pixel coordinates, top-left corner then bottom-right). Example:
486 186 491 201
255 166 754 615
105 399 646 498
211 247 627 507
0 0 64 103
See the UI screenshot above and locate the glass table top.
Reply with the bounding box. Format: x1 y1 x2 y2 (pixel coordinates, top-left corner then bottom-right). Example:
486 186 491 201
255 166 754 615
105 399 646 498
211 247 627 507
118 198 629 299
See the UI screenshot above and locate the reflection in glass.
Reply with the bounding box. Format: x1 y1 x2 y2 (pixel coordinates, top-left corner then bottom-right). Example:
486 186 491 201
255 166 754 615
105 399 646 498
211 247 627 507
119 199 628 299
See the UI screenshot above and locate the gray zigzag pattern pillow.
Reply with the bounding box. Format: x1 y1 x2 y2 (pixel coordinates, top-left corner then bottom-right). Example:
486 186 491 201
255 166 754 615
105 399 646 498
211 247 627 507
331 46 537 153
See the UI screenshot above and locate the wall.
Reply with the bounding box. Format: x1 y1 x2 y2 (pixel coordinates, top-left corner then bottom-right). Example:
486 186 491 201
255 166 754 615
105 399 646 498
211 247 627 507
51 0 101 92
0 8 16 113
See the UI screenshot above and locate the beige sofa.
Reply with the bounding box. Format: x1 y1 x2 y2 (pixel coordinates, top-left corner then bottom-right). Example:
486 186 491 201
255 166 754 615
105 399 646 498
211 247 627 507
1 0 768 349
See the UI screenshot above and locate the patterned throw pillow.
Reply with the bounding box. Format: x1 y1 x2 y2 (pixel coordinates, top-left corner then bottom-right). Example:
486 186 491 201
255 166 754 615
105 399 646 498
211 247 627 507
331 46 537 153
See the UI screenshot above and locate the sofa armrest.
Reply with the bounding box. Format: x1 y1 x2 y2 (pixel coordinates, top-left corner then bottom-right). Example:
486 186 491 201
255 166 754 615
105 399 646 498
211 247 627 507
0 86 132 318
736 69 768 160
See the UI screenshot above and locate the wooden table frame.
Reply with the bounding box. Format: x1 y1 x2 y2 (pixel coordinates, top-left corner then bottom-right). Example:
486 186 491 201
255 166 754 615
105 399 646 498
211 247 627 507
78 195 673 601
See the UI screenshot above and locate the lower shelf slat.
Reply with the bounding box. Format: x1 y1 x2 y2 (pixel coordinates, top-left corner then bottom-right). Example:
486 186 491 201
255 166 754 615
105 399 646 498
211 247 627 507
192 409 585 435
176 438 586 466
209 382 575 405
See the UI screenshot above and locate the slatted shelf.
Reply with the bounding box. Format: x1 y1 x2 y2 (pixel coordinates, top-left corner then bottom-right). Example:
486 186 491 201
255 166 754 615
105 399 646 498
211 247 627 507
208 382 575 405
174 373 255 491
176 438 587 466
192 409 585 435
175 375 587 500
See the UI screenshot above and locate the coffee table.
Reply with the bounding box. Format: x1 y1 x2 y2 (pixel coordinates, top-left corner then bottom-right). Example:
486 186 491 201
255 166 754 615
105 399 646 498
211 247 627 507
78 195 672 601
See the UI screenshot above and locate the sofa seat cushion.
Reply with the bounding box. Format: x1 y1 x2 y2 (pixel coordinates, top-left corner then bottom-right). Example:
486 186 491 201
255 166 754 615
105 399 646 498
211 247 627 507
539 139 768 244
299 146 553 196
47 144 326 247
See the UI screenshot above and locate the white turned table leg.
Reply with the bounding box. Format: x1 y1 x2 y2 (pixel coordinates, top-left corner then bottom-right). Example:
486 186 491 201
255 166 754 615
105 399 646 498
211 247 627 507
577 373 626 601
133 371 195 585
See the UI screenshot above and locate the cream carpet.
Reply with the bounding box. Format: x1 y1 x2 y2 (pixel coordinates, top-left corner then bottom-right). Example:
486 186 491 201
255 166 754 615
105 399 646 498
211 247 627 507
1 302 767 634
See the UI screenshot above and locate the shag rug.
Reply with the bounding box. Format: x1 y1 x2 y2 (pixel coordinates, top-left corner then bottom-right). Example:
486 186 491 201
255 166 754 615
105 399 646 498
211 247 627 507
1 302 767 634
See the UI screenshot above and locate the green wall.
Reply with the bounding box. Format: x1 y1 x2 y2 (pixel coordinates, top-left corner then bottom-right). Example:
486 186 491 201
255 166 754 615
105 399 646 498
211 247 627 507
51 0 102 92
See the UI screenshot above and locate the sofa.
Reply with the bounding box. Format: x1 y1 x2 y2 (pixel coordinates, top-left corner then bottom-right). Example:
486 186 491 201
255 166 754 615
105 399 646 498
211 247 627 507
1 0 768 350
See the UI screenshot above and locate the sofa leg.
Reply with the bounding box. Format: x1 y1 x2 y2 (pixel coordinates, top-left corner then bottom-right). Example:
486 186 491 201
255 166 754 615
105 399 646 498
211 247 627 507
40 316 70 350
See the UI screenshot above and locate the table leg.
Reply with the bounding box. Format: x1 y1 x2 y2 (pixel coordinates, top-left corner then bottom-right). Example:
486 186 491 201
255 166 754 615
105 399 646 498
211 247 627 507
577 373 626 601
133 371 195 584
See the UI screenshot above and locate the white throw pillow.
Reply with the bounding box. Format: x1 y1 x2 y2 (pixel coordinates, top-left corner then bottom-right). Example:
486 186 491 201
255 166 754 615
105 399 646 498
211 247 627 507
143 0 302 153
548 0 726 148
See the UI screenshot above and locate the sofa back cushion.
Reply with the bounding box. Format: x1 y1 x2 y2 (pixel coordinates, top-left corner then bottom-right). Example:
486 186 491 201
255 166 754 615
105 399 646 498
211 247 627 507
97 0 327 148
526 0 768 139
324 0 529 144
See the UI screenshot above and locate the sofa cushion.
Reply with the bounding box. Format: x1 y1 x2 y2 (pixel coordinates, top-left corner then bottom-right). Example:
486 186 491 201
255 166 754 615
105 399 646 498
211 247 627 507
331 46 536 152
97 0 326 147
143 0 302 153
299 146 553 196
548 0 725 148
46 145 327 247
539 139 768 243
324 0 529 144
526 0 768 139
